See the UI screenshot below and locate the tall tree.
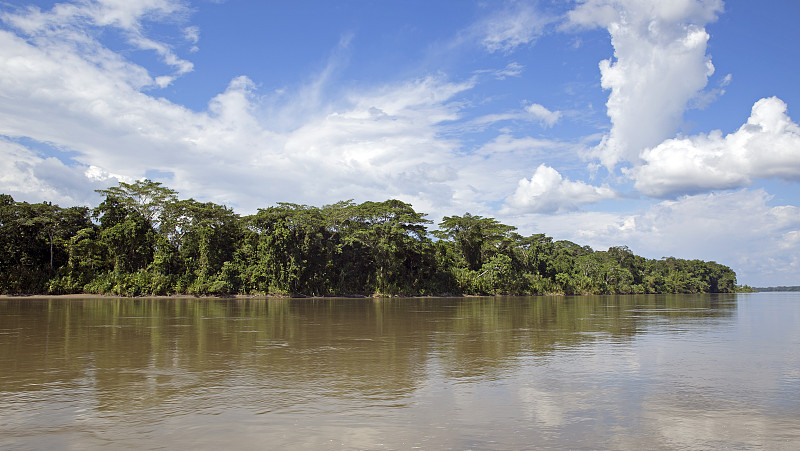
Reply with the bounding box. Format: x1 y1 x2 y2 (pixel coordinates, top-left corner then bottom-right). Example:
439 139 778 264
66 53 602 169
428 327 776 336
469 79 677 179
95 179 177 226
435 213 516 271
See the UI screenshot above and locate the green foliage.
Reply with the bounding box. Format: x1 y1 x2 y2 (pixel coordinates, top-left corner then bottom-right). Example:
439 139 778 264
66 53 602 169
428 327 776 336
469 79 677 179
0 196 92 293
0 182 741 297
99 210 155 273
95 179 177 224
435 213 516 270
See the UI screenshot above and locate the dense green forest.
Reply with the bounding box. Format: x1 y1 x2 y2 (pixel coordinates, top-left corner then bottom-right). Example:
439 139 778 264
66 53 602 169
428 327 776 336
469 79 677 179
0 180 740 297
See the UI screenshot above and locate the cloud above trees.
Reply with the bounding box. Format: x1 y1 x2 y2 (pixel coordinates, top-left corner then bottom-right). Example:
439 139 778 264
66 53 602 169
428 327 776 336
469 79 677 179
503 164 616 214
0 0 799 285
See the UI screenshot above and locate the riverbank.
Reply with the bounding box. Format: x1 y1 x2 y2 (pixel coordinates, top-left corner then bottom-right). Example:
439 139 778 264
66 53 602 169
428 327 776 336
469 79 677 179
0 292 481 300
2 289 758 300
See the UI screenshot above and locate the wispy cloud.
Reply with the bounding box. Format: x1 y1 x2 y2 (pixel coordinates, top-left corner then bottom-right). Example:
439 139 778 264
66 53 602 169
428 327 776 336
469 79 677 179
526 103 562 128
0 2 481 212
689 73 732 110
466 103 563 131
478 1 554 54
1 0 194 88
490 61 524 80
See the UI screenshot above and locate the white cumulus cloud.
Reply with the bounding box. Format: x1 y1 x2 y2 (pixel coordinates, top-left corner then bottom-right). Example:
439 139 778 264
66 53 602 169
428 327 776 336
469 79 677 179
503 164 616 214
628 97 800 198
568 0 724 170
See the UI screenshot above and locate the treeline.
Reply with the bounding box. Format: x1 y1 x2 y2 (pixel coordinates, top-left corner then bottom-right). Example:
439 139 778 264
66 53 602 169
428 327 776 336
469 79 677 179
754 286 800 292
0 180 739 297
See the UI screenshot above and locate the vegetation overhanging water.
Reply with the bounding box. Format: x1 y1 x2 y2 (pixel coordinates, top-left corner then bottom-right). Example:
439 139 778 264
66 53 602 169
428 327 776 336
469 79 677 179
1 179 744 297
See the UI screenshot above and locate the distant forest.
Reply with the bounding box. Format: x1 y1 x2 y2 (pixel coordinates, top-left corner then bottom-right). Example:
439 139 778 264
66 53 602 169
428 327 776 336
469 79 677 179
754 286 800 292
1 180 742 297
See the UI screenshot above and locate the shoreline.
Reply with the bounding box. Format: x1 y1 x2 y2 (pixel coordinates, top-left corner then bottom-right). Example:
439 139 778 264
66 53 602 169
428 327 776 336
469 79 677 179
0 291 754 300
0 292 483 300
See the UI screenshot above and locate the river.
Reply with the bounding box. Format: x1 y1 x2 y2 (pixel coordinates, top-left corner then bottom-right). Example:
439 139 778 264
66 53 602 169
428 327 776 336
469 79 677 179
1 293 798 449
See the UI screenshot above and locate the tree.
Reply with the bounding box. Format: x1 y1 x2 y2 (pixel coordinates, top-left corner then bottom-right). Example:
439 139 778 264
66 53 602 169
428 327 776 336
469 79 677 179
100 211 156 273
93 197 156 274
366 200 433 293
155 199 241 293
95 179 177 226
247 203 336 295
435 213 516 271
0 183 743 296
510 233 555 278
0 197 90 293
477 253 519 294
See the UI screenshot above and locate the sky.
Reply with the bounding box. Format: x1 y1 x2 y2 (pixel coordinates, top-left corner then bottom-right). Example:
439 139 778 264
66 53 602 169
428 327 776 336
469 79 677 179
1 0 799 286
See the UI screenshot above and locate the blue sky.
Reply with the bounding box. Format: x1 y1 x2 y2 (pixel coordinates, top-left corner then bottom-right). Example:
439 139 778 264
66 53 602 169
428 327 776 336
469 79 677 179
1 0 799 286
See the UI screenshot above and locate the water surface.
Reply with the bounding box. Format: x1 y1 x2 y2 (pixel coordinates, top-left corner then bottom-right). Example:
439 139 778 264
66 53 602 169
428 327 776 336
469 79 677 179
1 293 798 449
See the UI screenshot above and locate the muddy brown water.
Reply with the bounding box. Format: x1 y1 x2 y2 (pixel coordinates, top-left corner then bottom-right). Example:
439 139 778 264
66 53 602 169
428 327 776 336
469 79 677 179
1 293 798 449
